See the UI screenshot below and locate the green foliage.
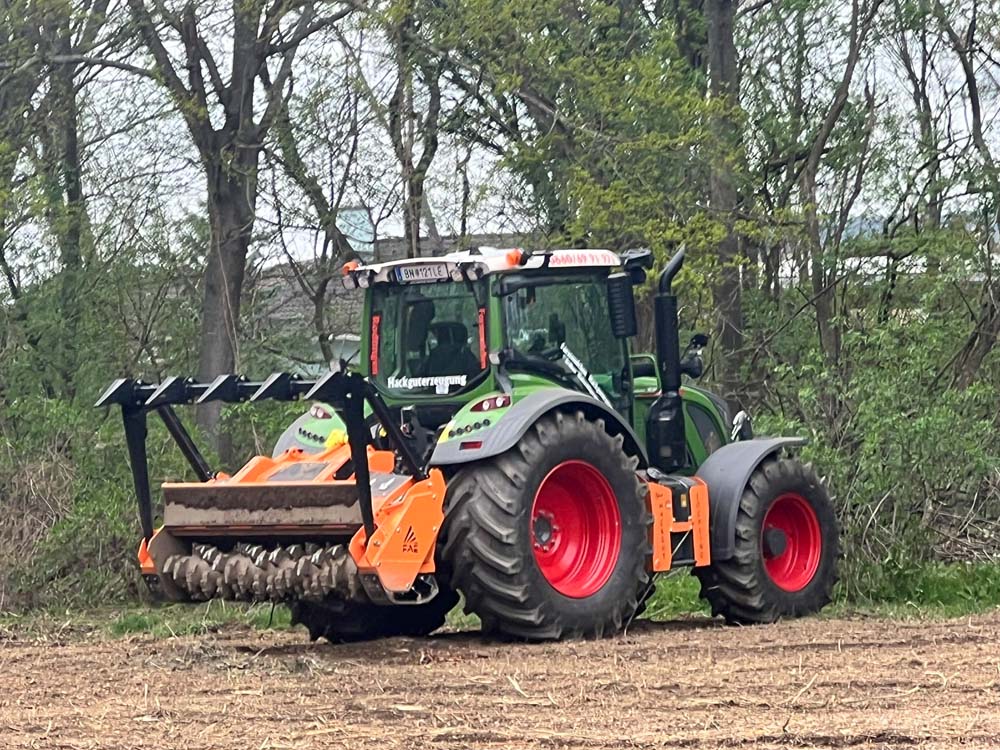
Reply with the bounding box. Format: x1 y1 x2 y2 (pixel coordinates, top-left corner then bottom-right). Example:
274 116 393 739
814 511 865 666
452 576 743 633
429 0 714 238
830 562 1000 619
109 601 291 638
642 573 707 621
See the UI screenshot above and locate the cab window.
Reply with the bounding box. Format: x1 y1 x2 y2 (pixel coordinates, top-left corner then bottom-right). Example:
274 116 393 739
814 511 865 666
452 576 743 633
502 273 628 409
370 281 486 396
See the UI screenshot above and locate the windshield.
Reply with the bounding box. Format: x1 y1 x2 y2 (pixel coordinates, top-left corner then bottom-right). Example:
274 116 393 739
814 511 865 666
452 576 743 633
370 281 487 396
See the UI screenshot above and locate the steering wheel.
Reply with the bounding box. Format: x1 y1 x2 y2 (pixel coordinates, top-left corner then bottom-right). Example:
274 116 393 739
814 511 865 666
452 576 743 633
539 346 563 361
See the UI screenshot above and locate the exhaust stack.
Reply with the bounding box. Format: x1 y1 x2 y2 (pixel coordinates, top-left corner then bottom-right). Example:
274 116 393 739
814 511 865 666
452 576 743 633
646 249 687 471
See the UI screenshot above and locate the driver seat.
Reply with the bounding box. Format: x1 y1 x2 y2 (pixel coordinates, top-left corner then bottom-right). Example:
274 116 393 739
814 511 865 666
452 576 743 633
421 322 480 377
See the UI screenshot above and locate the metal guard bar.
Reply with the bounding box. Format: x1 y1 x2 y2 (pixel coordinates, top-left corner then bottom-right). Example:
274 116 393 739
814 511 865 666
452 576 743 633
95 371 425 544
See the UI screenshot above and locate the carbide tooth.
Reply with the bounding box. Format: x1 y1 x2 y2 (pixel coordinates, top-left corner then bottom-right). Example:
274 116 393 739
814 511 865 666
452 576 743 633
252 566 269 599
209 552 226 572
311 547 333 565
202 546 224 568
320 562 337 596
286 544 305 559
278 567 296 598
183 559 203 597
171 556 189 584
266 568 281 599
250 568 266 601
294 557 314 579
267 568 287 601
303 543 319 555
267 547 290 566
271 572 284 600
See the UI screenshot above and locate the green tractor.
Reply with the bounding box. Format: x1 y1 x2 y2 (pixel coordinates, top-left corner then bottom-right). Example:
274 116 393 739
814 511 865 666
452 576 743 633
99 246 838 643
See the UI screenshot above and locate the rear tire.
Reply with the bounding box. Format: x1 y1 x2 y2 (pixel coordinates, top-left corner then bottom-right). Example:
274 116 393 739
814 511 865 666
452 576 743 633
695 455 838 624
291 587 459 644
440 410 651 640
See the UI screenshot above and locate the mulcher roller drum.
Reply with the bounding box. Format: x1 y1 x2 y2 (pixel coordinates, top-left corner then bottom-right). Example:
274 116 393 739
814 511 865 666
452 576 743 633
161 542 368 603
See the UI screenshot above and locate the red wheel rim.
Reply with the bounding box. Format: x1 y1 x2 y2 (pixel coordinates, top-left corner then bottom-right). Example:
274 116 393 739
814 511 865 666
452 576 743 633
530 460 621 598
762 493 822 592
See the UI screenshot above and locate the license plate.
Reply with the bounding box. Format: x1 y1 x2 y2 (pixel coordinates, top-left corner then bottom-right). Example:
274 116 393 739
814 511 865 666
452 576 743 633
396 263 449 282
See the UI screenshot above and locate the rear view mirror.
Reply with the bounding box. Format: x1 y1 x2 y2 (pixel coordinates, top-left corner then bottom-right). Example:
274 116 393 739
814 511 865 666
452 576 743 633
621 248 653 284
607 273 637 338
680 332 708 379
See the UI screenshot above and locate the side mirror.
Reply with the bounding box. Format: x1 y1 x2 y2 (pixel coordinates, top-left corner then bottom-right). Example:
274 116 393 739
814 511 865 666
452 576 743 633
679 332 708 379
607 272 637 338
621 248 654 284
731 410 753 441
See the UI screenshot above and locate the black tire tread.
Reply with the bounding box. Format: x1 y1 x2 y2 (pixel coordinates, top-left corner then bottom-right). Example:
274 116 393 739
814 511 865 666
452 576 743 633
440 410 651 640
290 587 459 644
695 455 838 625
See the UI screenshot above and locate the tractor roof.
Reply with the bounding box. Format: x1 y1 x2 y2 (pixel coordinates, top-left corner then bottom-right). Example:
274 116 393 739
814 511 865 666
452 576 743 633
341 247 622 289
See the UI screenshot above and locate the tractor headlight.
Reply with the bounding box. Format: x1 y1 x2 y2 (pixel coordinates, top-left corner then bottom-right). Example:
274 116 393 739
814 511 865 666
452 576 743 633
309 404 333 419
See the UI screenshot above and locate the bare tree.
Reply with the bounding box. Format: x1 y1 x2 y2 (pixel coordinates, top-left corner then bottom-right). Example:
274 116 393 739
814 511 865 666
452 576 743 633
932 1 1000 389
1 0 117 396
385 2 444 258
126 0 354 456
706 0 745 406
798 0 884 366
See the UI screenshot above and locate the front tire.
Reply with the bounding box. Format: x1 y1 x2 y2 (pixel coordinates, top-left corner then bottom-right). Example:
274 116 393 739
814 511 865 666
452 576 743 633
440 410 651 640
291 586 459 644
695 455 838 624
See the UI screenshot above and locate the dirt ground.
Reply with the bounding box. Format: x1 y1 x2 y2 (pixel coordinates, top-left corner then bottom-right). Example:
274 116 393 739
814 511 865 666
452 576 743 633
2 612 999 750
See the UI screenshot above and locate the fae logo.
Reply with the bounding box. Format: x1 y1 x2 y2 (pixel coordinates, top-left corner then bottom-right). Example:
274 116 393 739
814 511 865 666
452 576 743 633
402 526 419 554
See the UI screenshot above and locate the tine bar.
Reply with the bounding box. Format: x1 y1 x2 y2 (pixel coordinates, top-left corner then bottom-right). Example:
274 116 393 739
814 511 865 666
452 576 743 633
146 376 198 407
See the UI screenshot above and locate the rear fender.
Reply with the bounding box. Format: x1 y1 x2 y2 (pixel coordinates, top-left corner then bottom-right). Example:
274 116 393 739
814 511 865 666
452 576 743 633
429 388 648 467
696 437 806 560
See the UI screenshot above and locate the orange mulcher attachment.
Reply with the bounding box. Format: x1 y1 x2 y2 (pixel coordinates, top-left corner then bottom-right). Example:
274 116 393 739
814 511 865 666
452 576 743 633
98 369 446 604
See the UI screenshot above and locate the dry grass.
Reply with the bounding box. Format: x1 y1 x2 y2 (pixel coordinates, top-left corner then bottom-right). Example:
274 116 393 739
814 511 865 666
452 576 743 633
0 453 75 610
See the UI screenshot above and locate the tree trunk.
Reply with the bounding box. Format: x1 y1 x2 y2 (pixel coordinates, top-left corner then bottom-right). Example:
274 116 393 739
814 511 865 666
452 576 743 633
706 0 745 407
51 54 85 399
196 148 258 461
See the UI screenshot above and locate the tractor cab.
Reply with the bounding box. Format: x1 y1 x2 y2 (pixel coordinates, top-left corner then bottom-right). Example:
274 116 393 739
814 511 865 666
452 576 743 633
286 247 733 469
